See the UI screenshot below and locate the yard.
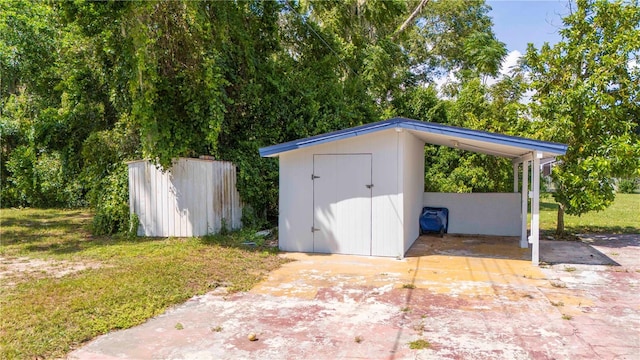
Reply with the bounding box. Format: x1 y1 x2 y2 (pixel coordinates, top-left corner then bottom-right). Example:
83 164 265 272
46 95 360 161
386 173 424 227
0 208 287 359
538 193 639 234
0 194 637 359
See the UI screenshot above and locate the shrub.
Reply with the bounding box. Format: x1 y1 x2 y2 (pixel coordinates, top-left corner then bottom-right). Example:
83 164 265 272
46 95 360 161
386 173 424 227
3 146 84 207
92 163 133 235
618 179 638 194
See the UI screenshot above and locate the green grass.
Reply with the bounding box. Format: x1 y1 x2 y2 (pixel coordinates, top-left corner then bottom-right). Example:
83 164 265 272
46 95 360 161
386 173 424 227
408 339 431 350
0 208 288 359
538 193 639 234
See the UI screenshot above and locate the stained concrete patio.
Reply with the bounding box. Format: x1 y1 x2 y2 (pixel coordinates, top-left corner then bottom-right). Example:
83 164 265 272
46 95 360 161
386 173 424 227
68 234 640 360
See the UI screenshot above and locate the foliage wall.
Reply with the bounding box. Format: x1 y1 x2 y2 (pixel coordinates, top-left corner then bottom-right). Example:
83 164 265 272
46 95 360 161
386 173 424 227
2 0 637 234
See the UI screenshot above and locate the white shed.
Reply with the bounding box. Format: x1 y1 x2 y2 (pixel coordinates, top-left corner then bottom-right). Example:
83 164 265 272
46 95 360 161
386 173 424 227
259 118 567 265
128 158 242 237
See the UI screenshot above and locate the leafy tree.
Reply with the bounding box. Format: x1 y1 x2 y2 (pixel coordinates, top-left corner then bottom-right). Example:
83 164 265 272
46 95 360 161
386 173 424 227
0 1 59 101
0 1 71 207
460 31 507 83
0 0 519 229
522 0 640 234
415 0 505 81
423 78 527 193
298 0 504 113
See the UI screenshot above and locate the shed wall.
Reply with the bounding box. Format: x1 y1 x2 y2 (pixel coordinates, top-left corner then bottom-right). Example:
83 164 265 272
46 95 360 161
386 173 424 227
423 192 521 236
402 132 426 253
278 129 404 256
128 158 242 237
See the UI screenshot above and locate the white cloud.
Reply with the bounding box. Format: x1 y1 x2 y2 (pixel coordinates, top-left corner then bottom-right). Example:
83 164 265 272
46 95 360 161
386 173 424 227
485 50 522 86
433 71 458 93
500 50 522 76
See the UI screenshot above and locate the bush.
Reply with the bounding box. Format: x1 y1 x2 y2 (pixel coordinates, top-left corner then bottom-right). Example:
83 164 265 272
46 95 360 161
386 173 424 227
92 163 133 235
618 178 638 194
3 146 84 207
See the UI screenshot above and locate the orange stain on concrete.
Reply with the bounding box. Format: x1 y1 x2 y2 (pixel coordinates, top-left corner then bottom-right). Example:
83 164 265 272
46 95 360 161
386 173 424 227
251 235 549 299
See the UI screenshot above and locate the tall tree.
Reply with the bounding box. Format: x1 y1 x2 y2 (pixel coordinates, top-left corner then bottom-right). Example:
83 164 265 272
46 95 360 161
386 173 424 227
0 0 515 228
522 0 640 234
298 0 504 114
0 0 69 206
422 78 528 193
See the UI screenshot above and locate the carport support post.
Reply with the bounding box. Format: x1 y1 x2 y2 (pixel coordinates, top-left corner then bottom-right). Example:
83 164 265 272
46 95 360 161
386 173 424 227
513 163 519 193
531 152 542 266
520 160 529 249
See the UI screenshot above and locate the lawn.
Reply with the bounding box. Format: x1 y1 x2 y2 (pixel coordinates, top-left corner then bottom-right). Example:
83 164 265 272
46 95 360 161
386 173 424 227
0 208 288 359
1 196 637 358
538 193 639 234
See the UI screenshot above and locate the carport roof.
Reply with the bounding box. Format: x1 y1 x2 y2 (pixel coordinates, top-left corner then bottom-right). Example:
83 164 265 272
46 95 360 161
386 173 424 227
259 117 567 159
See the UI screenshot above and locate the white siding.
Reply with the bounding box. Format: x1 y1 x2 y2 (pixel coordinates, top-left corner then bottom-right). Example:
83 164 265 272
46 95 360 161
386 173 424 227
423 192 521 236
128 158 242 237
279 150 314 252
278 129 404 257
402 132 425 253
313 154 372 255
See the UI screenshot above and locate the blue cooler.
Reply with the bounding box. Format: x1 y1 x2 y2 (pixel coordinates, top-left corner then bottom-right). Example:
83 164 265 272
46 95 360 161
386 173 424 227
419 207 449 237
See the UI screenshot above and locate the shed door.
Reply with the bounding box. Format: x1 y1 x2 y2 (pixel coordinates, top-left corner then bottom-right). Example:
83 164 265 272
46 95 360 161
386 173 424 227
313 154 372 255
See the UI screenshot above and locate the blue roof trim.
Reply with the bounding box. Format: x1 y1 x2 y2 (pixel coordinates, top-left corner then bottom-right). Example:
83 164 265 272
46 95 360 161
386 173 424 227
394 118 567 155
258 119 398 157
259 117 567 157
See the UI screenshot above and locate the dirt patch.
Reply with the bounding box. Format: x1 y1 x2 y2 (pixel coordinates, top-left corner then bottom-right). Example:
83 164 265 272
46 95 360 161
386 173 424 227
0 256 102 287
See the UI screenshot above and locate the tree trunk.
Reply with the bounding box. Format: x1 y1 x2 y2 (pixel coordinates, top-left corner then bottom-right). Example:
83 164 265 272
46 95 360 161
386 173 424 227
393 0 430 39
556 203 565 235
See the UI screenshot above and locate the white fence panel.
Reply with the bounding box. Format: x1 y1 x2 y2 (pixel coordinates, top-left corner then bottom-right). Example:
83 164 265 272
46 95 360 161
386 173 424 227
128 158 242 237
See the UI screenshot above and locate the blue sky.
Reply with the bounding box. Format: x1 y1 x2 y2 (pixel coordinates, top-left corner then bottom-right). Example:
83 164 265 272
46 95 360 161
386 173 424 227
488 0 573 53
436 1 577 89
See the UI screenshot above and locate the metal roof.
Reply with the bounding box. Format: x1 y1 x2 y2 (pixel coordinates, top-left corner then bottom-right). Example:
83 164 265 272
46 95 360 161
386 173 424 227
259 117 567 159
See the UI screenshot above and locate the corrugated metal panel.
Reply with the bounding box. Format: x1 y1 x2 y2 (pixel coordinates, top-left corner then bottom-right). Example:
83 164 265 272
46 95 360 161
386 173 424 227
128 158 243 237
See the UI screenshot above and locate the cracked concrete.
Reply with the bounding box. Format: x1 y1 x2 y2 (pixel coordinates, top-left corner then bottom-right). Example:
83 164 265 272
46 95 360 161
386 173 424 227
68 234 640 360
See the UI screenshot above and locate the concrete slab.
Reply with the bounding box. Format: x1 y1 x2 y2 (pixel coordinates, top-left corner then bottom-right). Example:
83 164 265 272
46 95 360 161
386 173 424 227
68 234 640 360
579 233 640 269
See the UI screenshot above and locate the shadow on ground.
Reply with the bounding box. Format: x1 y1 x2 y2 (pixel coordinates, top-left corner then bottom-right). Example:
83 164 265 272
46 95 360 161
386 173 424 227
1 209 277 257
407 234 623 266
539 240 619 266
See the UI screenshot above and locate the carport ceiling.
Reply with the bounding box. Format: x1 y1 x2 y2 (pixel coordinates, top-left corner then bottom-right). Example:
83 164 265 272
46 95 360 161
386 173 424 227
259 117 567 159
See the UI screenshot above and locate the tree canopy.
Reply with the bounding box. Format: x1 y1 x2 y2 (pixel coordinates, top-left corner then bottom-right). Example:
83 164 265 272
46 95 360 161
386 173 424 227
1 0 636 234
1 0 504 228
521 0 640 233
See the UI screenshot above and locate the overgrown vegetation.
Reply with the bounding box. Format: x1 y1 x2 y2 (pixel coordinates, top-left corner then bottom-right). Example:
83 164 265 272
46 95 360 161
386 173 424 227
0 0 512 230
0 208 288 359
618 179 639 194
1 0 638 233
90 163 134 235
